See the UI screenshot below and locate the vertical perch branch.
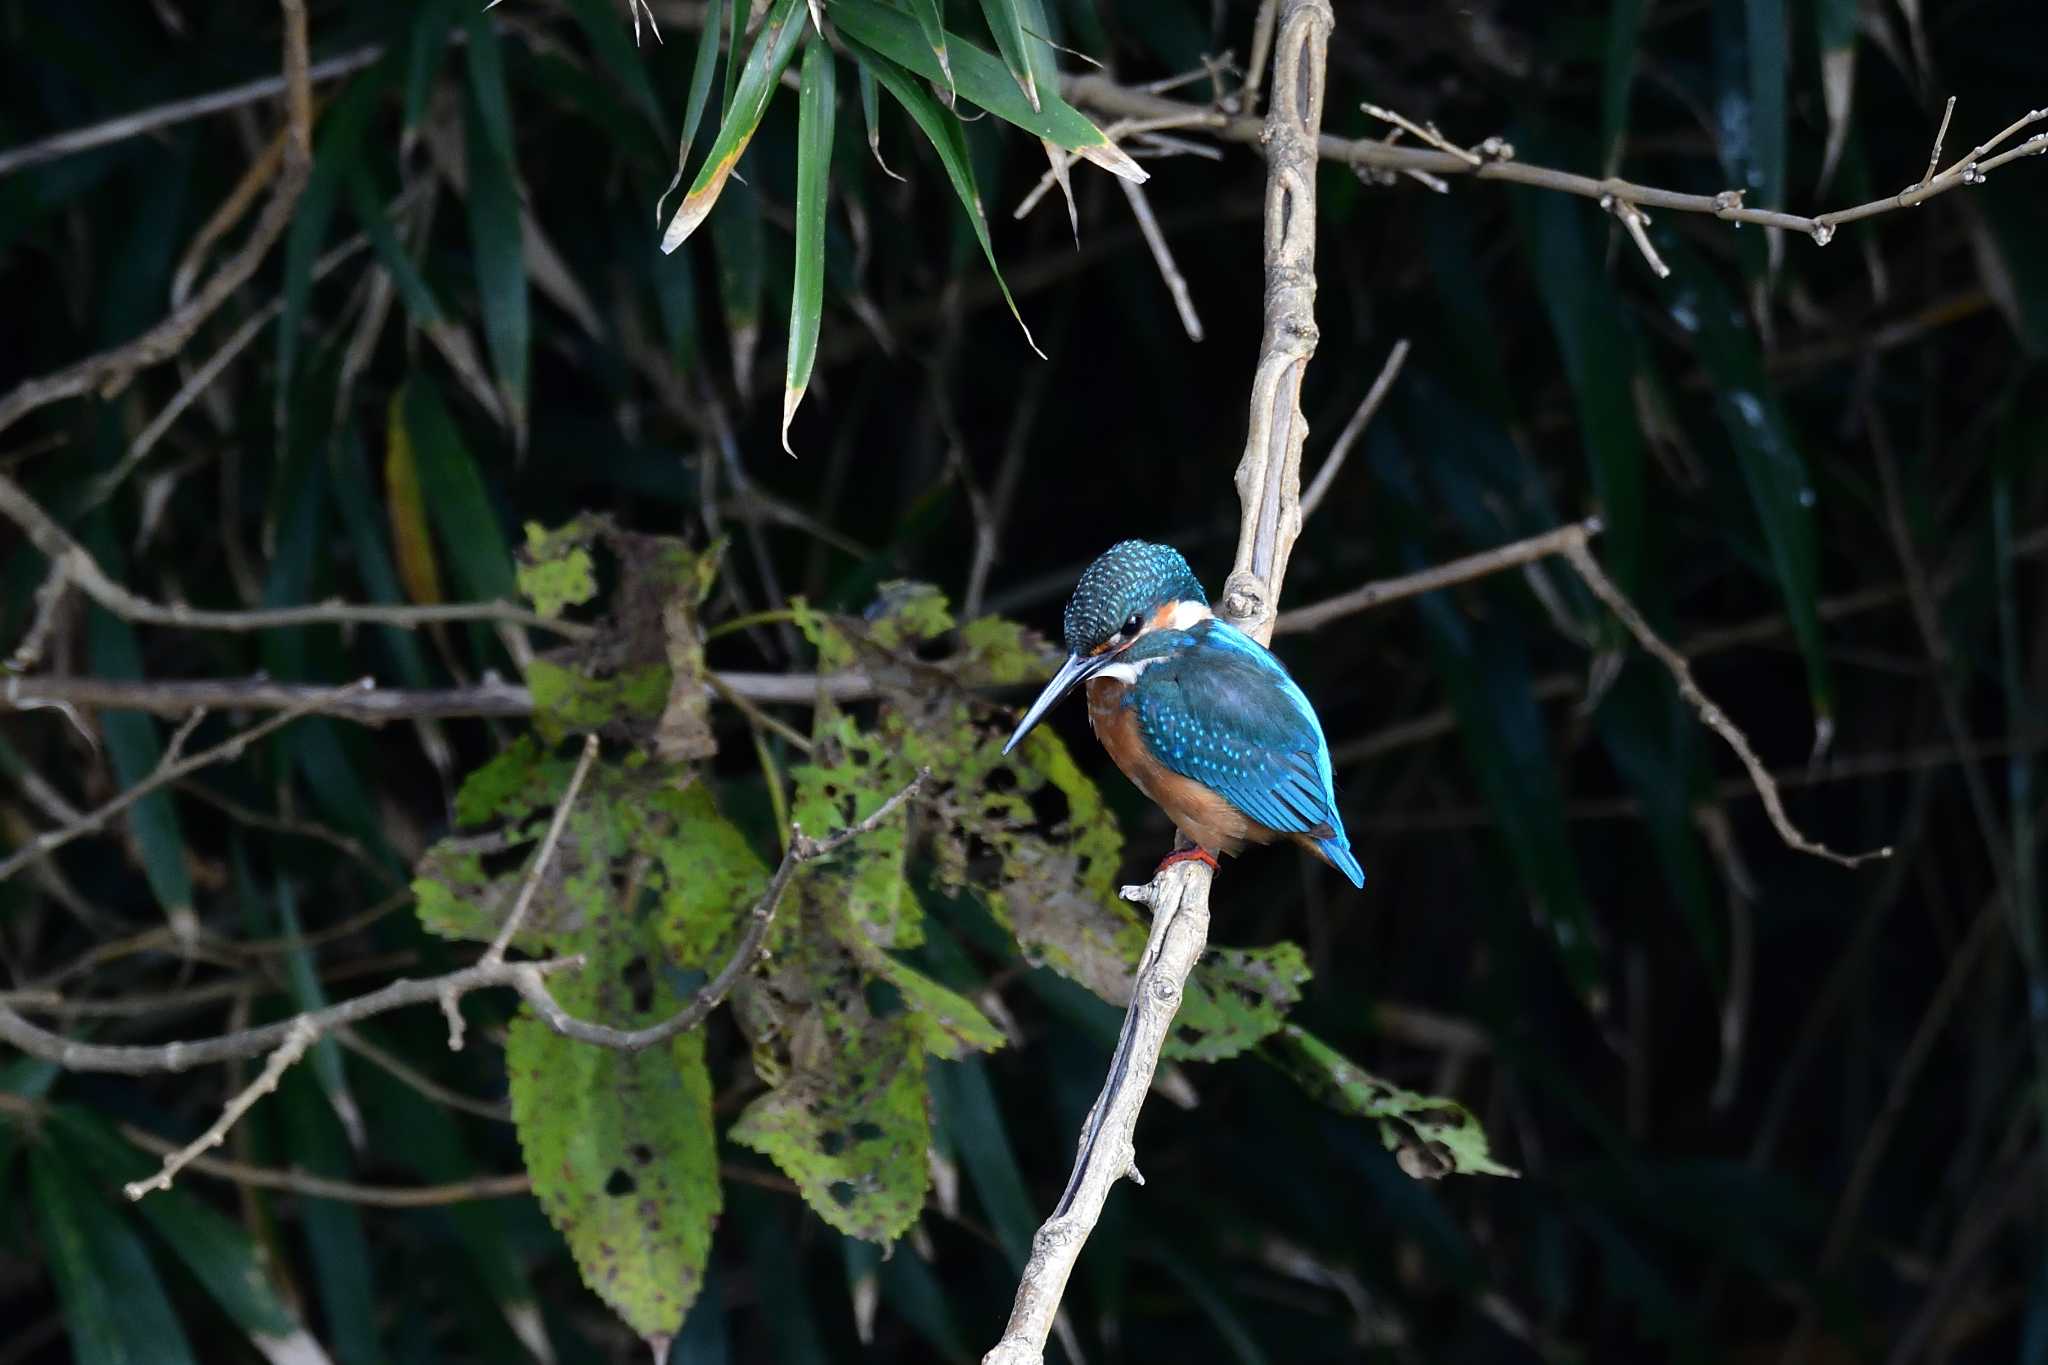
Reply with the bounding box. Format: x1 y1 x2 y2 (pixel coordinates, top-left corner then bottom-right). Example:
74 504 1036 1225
980 4 1335 1361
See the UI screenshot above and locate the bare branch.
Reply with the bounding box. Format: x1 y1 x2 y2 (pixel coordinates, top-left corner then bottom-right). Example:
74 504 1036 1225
983 5 1334 1361
1558 534 1892 869
0 670 891 724
0 471 590 640
0 0 315 439
0 955 585 1075
509 771 930 1053
1117 177 1205 341
0 42 383 179
1275 518 1602 635
483 734 601 963
1298 338 1409 520
1064 76 2048 245
123 1017 319 1200
0 679 376 886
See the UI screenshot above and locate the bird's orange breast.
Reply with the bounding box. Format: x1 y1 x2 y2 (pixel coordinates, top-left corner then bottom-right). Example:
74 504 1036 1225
1086 675 1260 855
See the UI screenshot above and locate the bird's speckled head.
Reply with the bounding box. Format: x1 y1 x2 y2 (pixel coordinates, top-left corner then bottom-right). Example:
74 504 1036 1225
1062 541 1208 655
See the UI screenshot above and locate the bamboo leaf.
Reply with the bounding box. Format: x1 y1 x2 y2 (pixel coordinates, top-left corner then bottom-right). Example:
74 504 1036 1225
831 0 1142 181
978 0 1042 111
47 1108 327 1364
782 38 836 454
655 0 726 229
660 0 806 253
29 1145 199 1365
856 62 904 180
1661 235 1834 730
709 170 765 394
901 0 954 99
463 76 530 441
849 45 1043 355
400 374 517 601
383 389 445 605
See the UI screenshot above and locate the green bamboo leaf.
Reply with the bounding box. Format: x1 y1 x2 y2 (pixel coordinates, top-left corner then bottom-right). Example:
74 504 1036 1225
732 1186 830 1365
46 1108 326 1362
342 160 444 324
1510 175 1645 595
403 0 461 131
278 1069 384 1365
400 374 517 601
831 0 1142 181
929 1059 1035 1268
848 45 1042 355
29 1145 199 1365
783 39 836 455
461 7 517 166
1417 583 1604 1007
659 0 806 253
654 0 726 229
463 77 530 441
1660 235 1834 730
82 530 194 931
271 870 367 1150
978 0 1042 111
901 0 954 99
856 62 904 180
1600 0 1648 169
279 65 389 419
1746 0 1786 212
1269 1025 1516 1178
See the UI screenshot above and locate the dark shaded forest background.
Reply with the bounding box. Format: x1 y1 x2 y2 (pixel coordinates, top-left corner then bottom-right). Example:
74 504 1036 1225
2 0 2046 1361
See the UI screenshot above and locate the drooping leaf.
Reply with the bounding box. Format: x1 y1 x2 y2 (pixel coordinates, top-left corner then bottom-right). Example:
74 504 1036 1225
901 0 954 98
849 45 1042 354
977 0 1043 111
1166 941 1311 1062
831 0 1141 182
462 72 530 439
509 997 720 1345
1660 234 1834 729
1271 1025 1517 1178
45 1109 324 1363
400 374 517 601
659 0 806 253
709 168 765 393
782 38 836 454
384 389 444 605
29 1144 199 1365
654 0 726 229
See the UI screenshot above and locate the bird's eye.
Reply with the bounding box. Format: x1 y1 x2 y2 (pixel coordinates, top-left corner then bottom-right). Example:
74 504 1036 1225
1122 612 1143 637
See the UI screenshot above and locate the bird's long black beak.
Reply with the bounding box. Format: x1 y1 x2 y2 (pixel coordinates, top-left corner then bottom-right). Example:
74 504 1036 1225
1002 651 1108 754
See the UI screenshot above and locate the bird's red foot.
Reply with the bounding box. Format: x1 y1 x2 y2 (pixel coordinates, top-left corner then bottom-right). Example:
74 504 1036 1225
1155 847 1220 876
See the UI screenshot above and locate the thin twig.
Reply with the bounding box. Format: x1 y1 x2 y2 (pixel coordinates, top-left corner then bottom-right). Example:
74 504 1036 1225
122 1016 319 1199
1602 195 1671 278
510 771 929 1053
483 734 601 962
1918 95 1958 191
1063 76 2048 244
1299 338 1409 519
982 5 1334 1362
1361 101 1482 165
0 471 590 640
0 670 885 722
0 42 385 179
1117 177 1204 341
1275 518 1601 634
0 678 376 885
1559 535 1892 869
0 0 315 439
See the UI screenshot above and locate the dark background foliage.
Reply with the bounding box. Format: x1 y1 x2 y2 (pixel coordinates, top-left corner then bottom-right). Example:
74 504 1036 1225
2 0 2045 1361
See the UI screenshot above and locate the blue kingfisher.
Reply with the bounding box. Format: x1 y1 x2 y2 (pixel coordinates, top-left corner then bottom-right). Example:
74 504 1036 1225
1003 540 1364 887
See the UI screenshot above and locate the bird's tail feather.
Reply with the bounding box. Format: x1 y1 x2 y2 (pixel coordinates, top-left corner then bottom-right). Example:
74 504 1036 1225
1317 838 1365 889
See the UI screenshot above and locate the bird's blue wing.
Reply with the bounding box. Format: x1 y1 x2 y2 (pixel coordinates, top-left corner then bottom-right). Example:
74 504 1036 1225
1133 621 1346 843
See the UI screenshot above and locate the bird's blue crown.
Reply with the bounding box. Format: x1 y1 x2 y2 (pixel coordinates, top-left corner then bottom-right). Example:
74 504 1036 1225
1062 541 1208 654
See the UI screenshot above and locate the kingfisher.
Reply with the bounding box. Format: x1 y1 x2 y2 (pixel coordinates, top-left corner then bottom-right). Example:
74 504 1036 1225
1003 541 1364 888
